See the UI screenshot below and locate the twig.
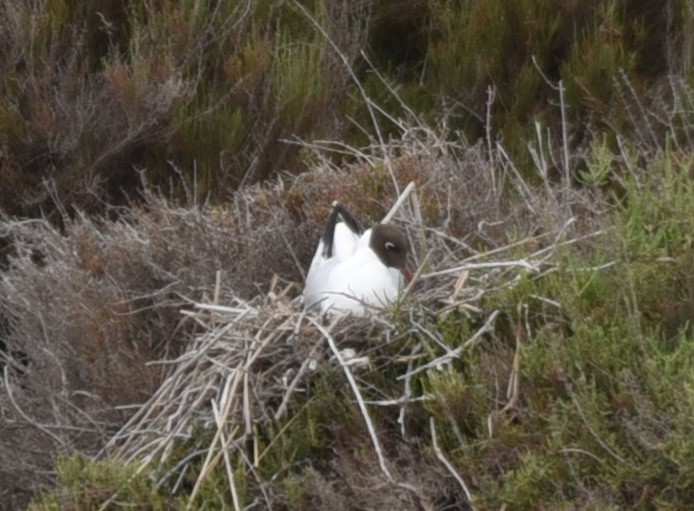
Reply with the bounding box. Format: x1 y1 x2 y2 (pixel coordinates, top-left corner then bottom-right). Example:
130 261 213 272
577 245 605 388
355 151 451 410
398 310 499 380
489 303 524 437
3 367 67 447
290 0 396 189
531 55 570 186
307 316 393 481
211 399 241 511
485 85 497 191
274 344 319 420
559 447 606 464
496 143 538 215
569 388 626 465
101 313 249 459
422 260 538 279
430 417 476 510
399 249 432 304
382 181 415 224
187 369 244 509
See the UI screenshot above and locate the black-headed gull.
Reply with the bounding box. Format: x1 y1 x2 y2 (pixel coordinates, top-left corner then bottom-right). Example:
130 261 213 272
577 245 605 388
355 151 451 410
304 202 414 315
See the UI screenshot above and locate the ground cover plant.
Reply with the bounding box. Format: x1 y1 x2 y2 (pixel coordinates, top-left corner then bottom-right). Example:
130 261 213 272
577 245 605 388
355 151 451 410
1 0 694 509
3 115 694 508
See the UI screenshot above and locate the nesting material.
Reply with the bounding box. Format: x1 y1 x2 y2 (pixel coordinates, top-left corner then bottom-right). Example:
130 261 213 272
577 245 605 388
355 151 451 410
94 181 601 509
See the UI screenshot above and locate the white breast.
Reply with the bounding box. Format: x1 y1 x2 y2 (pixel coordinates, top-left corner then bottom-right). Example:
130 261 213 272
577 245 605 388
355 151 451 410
313 229 404 316
304 222 361 312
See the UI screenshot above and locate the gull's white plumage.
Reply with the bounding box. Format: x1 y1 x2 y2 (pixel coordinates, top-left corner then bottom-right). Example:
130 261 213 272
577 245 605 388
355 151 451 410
304 203 412 316
321 228 404 315
304 221 361 311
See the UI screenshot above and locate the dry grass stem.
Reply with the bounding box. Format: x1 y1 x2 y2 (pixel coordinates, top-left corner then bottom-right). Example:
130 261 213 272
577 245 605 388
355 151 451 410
382 181 416 224
398 310 500 380
430 417 476 511
307 315 393 482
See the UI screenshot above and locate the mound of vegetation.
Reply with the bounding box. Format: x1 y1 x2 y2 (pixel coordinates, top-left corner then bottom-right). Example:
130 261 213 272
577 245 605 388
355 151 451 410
1 107 693 508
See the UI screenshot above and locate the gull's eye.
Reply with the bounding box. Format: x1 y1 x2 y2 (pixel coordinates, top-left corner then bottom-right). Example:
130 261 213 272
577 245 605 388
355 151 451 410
385 241 395 251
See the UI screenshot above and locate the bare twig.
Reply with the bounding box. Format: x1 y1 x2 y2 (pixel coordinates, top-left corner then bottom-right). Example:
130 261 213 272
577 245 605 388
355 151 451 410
3 367 68 447
398 310 500 380
430 417 476 510
382 181 416 224
307 316 393 481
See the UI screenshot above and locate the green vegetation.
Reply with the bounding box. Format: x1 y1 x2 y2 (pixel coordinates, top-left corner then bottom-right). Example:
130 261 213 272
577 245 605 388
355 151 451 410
28 454 181 511
18 134 694 509
0 0 691 215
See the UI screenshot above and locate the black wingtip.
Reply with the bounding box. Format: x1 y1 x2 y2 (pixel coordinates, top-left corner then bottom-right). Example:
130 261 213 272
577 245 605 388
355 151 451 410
321 202 364 258
332 202 364 235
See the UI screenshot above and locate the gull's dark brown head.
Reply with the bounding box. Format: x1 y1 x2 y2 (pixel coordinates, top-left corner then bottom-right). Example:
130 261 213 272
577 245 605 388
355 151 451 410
370 224 414 281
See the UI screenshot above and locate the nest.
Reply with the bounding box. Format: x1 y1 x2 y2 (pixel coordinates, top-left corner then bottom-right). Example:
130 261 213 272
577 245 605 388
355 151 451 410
95 180 602 509
0 134 611 508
